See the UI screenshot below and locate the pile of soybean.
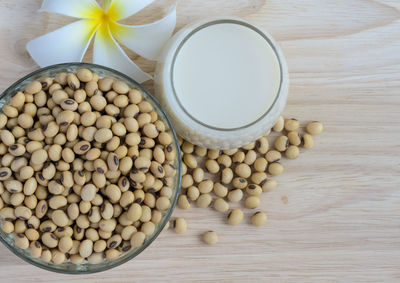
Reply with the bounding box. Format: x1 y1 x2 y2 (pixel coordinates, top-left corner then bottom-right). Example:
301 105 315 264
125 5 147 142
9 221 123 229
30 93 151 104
170 117 323 245
0 69 177 264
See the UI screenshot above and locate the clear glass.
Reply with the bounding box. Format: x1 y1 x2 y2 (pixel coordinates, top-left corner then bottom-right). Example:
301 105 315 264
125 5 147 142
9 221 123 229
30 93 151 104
155 17 289 149
0 63 181 274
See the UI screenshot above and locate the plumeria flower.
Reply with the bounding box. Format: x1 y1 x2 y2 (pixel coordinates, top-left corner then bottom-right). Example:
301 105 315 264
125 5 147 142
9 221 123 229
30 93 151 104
27 0 176 83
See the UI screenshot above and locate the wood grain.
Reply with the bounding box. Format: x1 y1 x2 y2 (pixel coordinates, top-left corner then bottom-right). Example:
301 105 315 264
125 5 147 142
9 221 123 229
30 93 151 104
0 0 399 281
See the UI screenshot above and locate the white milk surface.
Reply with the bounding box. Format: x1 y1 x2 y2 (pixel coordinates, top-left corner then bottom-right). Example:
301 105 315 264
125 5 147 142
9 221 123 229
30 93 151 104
172 23 281 129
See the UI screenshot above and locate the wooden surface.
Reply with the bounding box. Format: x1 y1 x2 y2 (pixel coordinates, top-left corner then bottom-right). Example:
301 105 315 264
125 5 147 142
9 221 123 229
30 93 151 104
0 0 400 282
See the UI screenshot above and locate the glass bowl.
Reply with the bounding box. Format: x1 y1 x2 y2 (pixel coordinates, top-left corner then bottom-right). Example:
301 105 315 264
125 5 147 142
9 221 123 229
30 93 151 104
0 62 181 274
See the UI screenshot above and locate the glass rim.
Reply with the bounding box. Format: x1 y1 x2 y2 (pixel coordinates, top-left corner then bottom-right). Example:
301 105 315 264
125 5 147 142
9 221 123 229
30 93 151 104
170 18 285 132
0 62 182 274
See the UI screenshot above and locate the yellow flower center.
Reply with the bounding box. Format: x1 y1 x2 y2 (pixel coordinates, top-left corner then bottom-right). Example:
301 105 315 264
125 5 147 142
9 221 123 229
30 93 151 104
100 12 110 23
92 9 117 35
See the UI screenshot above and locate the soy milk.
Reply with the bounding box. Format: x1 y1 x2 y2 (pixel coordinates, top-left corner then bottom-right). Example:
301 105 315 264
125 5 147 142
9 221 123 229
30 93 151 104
172 23 281 129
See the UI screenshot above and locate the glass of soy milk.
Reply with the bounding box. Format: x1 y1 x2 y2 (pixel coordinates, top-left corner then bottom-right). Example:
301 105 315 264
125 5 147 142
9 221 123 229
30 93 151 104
155 17 289 149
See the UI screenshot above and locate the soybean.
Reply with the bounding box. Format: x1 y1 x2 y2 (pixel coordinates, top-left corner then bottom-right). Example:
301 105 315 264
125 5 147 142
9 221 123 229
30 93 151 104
262 179 278 192
306 121 323 135
192 168 204 183
274 136 289 152
284 118 299 131
265 150 281 163
251 211 267 226
203 231 218 245
178 195 190 210
205 159 220 174
268 162 284 176
302 133 314 149
285 145 300 159
187 186 200 201
173 218 187 234
196 194 212 208
227 209 244 226
288 131 301 146
183 154 197 169
235 163 251 178
253 157 268 172
273 116 284 132
245 196 261 209
213 198 229 213
227 189 243 203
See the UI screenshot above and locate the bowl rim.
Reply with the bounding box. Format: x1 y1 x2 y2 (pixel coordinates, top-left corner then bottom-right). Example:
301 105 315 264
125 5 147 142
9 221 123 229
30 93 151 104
0 62 182 274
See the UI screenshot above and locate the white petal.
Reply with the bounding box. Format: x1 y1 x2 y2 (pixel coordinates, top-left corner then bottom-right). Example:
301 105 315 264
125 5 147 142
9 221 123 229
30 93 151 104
93 24 152 83
39 0 103 19
110 4 176 60
103 0 112 11
106 0 154 21
26 20 99 67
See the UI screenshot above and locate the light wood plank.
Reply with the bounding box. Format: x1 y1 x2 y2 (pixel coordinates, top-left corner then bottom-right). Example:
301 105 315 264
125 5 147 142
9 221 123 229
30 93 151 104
0 0 399 281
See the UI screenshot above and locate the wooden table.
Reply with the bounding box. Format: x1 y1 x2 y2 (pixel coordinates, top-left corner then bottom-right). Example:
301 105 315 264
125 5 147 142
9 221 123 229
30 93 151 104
0 0 399 281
